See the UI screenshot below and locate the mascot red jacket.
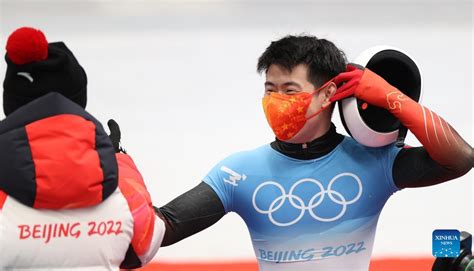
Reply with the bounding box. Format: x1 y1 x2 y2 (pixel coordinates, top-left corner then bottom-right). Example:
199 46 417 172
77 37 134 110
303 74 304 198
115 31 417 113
0 27 165 270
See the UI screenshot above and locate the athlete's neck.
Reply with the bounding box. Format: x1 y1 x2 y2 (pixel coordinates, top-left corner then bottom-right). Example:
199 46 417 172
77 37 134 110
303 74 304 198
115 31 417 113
271 123 344 160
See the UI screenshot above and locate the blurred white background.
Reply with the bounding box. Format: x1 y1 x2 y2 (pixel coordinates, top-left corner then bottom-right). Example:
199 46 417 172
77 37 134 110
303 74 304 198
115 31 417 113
1 0 472 262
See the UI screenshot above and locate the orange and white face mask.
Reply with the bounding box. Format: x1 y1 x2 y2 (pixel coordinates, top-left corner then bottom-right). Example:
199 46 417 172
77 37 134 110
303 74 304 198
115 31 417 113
262 81 332 141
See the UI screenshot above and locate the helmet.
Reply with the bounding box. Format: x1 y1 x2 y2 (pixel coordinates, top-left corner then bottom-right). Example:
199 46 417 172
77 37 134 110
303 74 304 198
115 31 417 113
338 46 423 147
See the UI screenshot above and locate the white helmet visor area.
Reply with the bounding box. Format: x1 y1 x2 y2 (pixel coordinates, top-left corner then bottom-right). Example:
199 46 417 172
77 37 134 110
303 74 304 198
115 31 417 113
338 46 423 147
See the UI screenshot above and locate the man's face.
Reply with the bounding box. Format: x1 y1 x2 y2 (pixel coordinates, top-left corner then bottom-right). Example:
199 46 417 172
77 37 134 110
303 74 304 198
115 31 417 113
264 64 317 96
263 64 336 143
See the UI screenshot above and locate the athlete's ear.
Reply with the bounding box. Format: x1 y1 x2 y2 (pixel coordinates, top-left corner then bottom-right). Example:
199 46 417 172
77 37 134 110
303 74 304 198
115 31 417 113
321 82 337 108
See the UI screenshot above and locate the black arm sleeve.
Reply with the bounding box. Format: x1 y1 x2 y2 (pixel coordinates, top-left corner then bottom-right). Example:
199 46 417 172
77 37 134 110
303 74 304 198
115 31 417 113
154 181 225 246
393 147 467 189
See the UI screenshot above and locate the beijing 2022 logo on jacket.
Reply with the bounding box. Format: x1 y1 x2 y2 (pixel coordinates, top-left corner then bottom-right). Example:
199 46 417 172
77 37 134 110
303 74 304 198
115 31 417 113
252 173 363 227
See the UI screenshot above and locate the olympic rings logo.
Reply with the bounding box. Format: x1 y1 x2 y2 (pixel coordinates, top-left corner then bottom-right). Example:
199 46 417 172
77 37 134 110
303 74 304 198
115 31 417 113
252 173 363 227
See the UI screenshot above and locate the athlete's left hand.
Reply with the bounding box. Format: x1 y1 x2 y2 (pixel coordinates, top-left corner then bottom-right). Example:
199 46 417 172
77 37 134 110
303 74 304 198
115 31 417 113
330 63 401 110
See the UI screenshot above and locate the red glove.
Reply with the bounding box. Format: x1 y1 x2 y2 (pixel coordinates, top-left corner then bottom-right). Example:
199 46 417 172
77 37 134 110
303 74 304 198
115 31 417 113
329 64 363 102
330 63 400 110
330 64 473 172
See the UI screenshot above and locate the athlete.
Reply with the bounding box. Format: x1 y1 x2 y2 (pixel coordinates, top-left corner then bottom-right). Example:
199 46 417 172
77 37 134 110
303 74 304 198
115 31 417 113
153 35 473 271
0 27 164 270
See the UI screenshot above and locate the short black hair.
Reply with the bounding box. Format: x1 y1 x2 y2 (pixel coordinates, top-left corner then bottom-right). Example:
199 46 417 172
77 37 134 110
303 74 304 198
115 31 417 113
257 35 347 87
